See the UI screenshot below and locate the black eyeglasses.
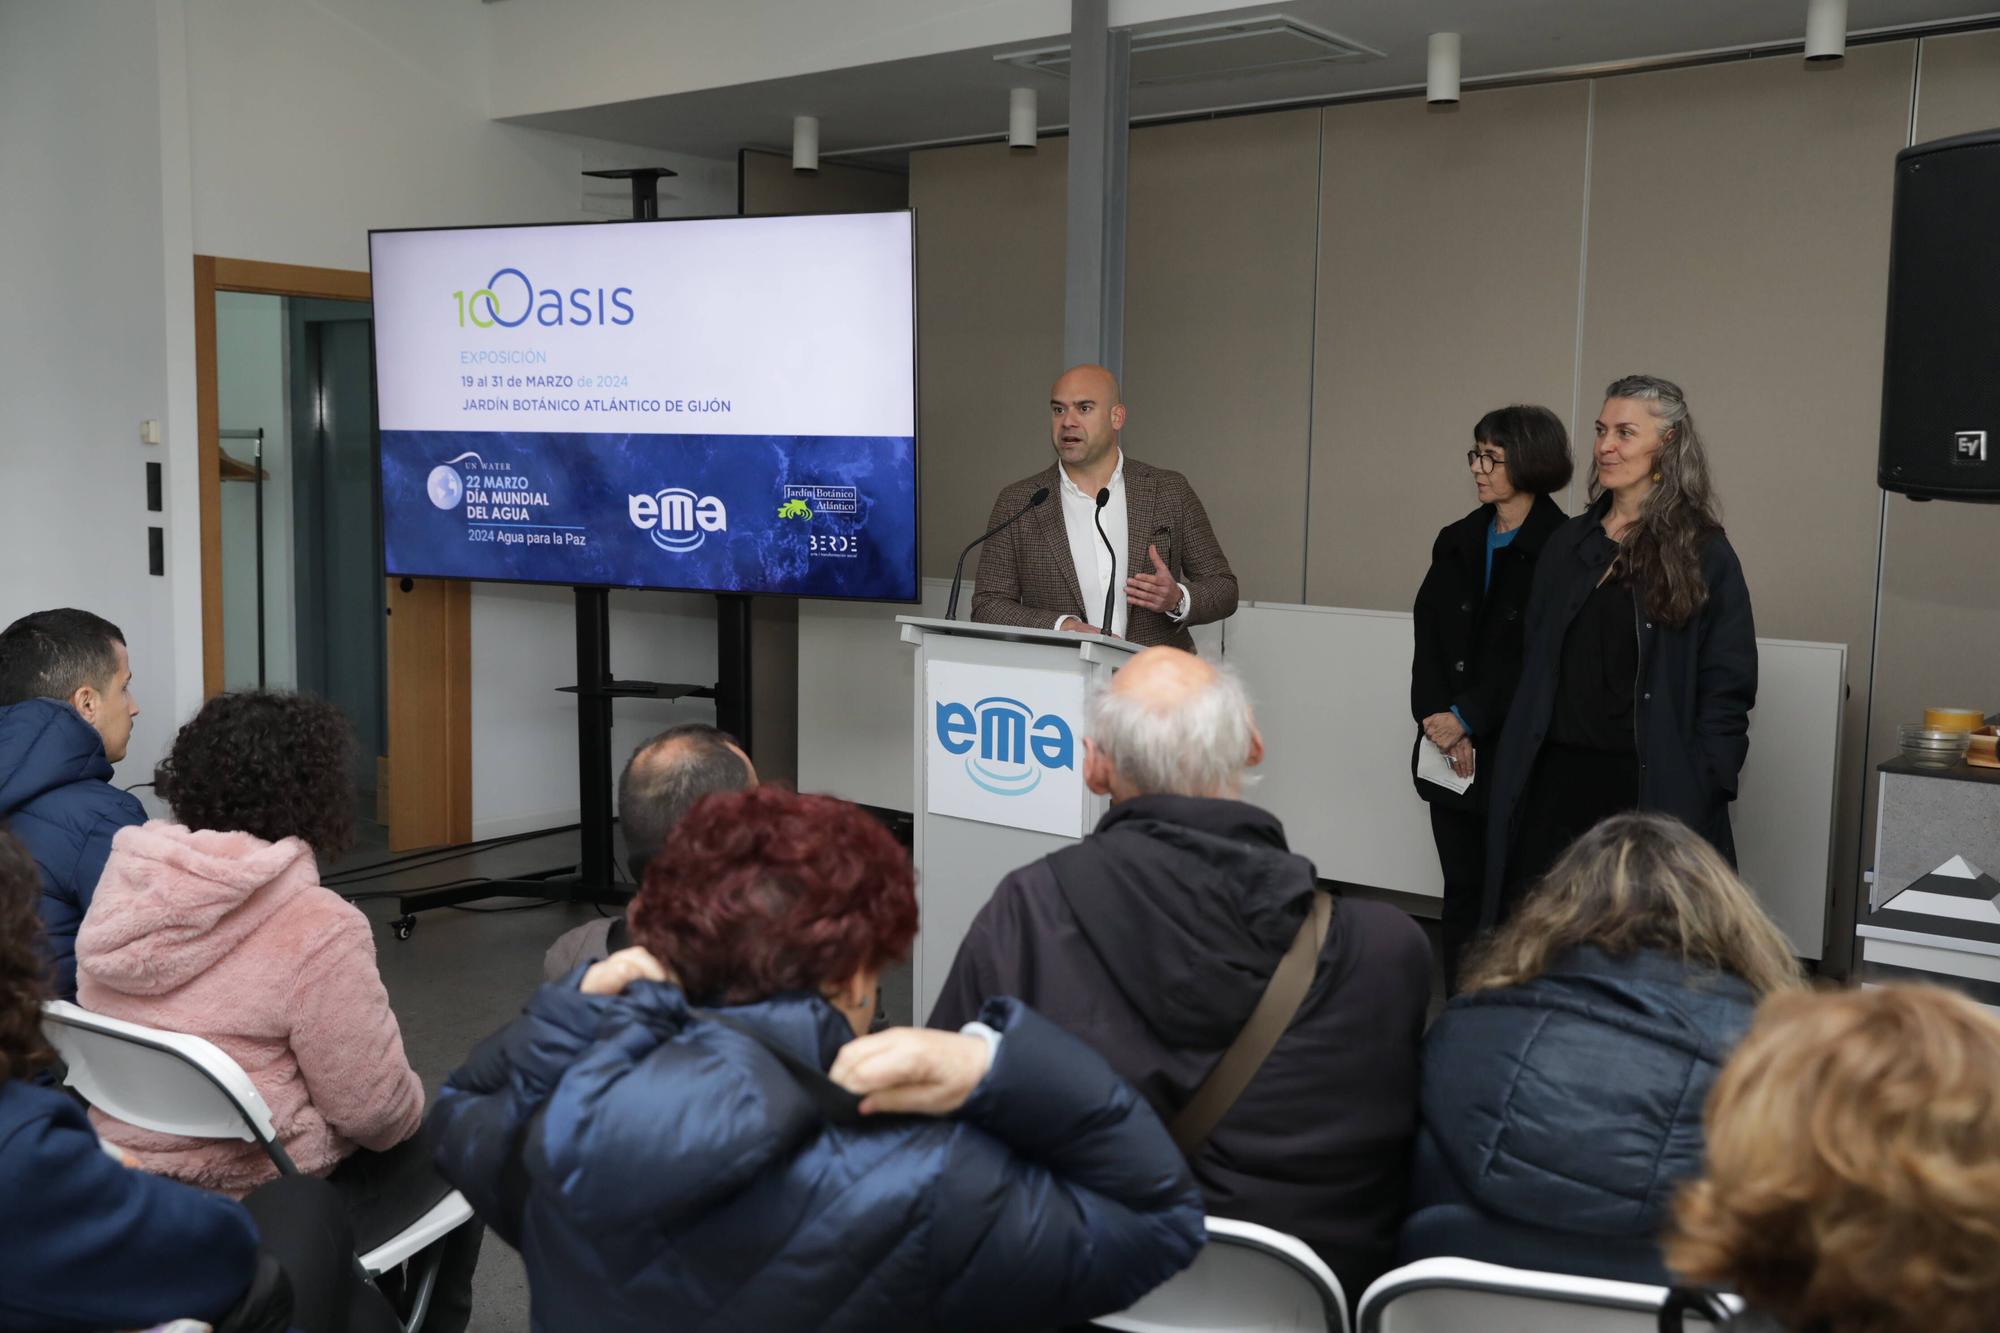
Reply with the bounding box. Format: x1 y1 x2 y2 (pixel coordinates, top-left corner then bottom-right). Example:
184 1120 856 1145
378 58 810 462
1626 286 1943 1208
1467 450 1505 474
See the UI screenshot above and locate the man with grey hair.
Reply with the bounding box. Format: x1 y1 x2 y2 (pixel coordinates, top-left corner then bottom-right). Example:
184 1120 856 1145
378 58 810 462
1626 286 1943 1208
930 646 1432 1299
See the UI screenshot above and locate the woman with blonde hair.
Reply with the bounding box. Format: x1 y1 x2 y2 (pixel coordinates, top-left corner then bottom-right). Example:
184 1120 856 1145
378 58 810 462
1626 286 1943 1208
1668 984 2000 1333
1400 811 1801 1283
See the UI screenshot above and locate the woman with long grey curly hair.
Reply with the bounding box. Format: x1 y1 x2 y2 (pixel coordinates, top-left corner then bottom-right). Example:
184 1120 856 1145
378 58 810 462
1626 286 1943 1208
1478 374 1759 929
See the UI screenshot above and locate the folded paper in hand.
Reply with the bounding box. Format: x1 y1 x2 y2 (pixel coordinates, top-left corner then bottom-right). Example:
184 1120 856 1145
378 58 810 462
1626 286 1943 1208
1417 738 1474 795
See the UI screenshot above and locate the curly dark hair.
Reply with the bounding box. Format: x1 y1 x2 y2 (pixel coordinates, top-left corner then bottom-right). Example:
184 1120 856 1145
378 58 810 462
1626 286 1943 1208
0 830 53 1082
629 786 918 1007
155 691 357 858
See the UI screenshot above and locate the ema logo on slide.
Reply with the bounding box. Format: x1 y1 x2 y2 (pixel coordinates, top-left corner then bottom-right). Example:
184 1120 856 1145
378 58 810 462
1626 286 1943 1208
934 696 1075 797
629 488 728 553
454 268 635 328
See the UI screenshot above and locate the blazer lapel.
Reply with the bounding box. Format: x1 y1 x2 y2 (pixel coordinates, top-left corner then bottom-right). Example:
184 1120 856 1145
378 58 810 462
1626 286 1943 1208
1123 457 1159 586
1030 465 1087 613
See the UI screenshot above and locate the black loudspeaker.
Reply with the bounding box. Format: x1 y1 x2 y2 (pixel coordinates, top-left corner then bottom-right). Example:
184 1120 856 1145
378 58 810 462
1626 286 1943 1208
1880 130 2000 502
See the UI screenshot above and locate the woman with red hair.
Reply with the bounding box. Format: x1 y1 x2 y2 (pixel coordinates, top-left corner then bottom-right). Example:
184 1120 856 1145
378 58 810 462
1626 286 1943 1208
430 786 1204 1332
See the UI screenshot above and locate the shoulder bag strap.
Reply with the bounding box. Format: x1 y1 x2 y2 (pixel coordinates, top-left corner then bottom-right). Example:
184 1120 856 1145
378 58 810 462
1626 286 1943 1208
1168 890 1332 1157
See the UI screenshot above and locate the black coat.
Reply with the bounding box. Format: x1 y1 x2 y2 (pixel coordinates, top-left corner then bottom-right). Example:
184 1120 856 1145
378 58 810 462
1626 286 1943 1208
1410 495 1567 812
1400 946 1758 1285
928 795 1435 1302
1482 496 1758 923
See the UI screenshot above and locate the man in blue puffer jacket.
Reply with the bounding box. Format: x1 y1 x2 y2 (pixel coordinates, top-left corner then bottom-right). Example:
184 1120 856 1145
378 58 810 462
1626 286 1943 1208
0 609 145 998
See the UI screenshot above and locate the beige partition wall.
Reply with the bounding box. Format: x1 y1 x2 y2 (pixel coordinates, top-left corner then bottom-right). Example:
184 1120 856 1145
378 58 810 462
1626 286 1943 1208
1125 110 1321 602
1306 81 1591 610
1865 30 2000 886
909 140 1068 578
739 148 910 215
1580 44 1915 949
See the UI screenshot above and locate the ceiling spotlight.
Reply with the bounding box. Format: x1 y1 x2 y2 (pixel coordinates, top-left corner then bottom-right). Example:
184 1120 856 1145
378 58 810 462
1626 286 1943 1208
1427 32 1461 105
792 115 819 175
1804 0 1847 62
1008 88 1037 153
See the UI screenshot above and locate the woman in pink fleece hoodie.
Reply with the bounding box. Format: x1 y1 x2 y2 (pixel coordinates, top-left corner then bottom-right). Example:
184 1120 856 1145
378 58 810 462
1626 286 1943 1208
77 691 477 1332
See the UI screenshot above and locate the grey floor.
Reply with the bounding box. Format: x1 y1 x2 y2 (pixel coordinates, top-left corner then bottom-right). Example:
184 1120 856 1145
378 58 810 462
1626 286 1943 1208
345 827 912 1333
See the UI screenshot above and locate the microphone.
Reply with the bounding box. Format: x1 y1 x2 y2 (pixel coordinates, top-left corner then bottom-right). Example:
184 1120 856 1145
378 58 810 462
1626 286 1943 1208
947 486 1050 620
1094 487 1117 635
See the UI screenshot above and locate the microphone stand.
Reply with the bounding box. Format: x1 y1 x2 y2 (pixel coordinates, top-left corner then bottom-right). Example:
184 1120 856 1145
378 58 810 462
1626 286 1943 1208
947 487 1049 620
1093 488 1117 635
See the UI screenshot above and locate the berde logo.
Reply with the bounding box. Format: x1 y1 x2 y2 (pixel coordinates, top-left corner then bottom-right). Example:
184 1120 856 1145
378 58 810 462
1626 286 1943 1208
454 267 635 328
629 488 728 553
934 696 1075 796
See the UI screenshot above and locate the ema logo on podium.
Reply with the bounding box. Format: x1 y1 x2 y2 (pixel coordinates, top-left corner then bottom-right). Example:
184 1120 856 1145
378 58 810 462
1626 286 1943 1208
934 696 1075 796
926 661 1086 837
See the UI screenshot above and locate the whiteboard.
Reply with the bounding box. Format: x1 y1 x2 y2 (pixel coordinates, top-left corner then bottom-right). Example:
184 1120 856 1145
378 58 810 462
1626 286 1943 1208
1223 603 1841 959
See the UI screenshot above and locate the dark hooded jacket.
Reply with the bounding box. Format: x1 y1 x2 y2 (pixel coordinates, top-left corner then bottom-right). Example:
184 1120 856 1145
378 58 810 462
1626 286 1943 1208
0 699 146 998
929 795 1434 1300
1482 498 1757 922
430 979 1204 1333
1400 946 1759 1284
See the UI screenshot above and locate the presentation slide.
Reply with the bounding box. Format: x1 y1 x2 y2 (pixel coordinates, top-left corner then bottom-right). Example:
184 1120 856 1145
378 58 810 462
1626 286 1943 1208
369 212 917 600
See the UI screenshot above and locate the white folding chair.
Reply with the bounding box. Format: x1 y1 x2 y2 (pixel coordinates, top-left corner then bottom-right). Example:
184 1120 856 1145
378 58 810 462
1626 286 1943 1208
1357 1257 1740 1332
42 1000 473 1333
1093 1216 1349 1333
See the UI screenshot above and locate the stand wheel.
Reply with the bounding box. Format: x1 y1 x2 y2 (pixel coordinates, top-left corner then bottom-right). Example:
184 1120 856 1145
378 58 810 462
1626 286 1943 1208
392 915 416 940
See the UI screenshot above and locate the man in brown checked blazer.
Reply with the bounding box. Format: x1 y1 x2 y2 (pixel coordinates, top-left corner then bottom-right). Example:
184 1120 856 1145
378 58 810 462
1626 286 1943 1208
972 365 1237 652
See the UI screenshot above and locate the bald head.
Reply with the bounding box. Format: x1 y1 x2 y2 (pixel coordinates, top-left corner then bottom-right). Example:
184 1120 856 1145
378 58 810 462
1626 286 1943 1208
1085 647 1263 802
618 725 756 879
1050 363 1126 473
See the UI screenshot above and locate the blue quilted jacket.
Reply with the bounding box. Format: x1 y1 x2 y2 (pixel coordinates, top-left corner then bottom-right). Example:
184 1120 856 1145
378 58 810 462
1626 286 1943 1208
0 699 145 998
1400 946 1758 1283
430 979 1205 1333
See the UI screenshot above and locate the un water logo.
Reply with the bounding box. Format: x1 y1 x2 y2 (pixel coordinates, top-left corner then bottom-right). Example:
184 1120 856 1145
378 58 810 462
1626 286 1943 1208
934 696 1075 796
426 465 464 510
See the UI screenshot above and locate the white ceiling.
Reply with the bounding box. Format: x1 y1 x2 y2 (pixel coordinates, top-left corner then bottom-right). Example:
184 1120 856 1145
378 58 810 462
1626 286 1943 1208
502 1 2000 165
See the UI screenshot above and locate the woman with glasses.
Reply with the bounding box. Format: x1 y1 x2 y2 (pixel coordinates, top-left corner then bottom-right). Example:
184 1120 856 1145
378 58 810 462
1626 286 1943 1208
1482 375 1758 930
1411 405 1572 987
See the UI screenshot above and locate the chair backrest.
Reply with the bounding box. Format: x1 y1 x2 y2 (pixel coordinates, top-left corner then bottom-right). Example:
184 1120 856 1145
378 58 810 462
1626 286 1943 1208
1094 1216 1348 1333
1357 1258 1736 1333
41 1000 287 1163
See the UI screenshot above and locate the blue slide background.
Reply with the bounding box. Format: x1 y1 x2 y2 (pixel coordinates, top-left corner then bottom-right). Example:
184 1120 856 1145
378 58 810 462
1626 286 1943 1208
382 430 918 600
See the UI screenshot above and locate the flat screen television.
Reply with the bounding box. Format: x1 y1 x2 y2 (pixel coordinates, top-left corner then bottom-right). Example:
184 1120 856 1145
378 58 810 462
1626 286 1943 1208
369 211 918 601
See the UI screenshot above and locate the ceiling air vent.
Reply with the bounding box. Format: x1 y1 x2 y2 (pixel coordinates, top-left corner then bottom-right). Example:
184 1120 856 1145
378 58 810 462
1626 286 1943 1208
997 17 1382 87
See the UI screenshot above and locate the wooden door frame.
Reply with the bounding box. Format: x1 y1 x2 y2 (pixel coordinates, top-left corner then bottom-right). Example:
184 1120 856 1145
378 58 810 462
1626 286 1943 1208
194 256 472 849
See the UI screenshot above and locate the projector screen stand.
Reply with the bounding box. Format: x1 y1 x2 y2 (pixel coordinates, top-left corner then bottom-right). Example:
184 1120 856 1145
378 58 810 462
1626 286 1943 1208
383 586 756 936
383 170 764 937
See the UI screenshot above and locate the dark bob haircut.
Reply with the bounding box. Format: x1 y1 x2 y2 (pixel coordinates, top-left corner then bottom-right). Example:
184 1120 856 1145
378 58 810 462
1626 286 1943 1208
0 608 125 707
1473 404 1573 496
629 785 917 1008
155 691 357 859
0 830 52 1083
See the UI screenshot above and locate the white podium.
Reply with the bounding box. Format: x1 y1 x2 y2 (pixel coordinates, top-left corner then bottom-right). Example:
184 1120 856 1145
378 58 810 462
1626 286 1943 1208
896 616 1138 1022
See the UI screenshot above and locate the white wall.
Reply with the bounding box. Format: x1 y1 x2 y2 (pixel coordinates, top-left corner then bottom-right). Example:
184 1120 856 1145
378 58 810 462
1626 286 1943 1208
214 292 296 691
469 586 723 838
171 0 739 832
2 0 740 834
0 1 183 799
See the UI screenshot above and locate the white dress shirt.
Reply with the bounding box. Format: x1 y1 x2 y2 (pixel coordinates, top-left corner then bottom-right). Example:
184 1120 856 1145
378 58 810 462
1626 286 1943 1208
1052 448 1190 636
